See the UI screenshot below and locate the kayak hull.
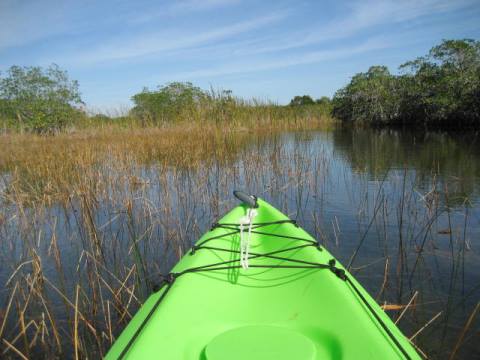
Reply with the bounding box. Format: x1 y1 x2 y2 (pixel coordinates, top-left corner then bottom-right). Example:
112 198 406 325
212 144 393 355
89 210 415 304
106 198 420 359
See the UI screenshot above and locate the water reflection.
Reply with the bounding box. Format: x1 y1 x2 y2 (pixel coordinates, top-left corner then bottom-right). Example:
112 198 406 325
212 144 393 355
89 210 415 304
0 128 479 359
333 128 480 203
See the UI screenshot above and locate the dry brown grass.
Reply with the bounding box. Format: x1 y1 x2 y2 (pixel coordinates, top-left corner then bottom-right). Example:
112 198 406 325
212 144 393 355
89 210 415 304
0 116 335 359
0 116 333 204
1 118 475 359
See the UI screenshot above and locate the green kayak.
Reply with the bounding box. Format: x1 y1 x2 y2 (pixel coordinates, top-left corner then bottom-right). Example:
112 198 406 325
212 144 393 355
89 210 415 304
106 192 420 359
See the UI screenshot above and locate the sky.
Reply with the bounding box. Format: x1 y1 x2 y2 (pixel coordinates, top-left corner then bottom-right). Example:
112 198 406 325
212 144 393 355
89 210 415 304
1 0 479 112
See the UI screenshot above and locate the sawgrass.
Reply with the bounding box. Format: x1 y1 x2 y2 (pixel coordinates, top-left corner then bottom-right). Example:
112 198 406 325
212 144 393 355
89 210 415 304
0 120 477 359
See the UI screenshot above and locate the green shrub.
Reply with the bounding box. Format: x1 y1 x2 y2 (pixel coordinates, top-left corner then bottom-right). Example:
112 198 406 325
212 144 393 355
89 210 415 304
131 82 207 123
0 64 84 132
332 39 480 128
289 95 315 106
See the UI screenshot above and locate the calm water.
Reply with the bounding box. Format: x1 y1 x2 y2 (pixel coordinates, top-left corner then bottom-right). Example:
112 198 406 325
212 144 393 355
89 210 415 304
1 128 479 359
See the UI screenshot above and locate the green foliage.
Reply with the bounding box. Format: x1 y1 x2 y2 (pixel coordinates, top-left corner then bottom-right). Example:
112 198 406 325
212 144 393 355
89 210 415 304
131 82 208 123
332 66 402 124
315 96 333 115
288 95 332 117
131 82 332 127
89 114 112 122
333 39 480 128
315 96 331 106
0 64 83 132
289 95 315 106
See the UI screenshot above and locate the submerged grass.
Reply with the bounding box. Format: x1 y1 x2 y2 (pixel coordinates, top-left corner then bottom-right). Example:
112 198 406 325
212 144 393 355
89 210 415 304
1 111 333 204
0 113 336 358
0 118 478 359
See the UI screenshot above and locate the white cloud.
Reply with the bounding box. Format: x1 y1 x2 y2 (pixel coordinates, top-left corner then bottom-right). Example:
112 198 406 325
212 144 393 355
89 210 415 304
167 38 388 79
0 0 241 51
0 0 71 51
171 0 240 12
60 12 288 65
128 0 240 24
233 0 478 56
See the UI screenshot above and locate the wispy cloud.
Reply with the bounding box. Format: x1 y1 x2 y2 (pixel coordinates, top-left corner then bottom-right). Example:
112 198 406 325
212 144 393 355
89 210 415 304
0 0 71 51
327 0 474 35
232 0 478 56
3 0 478 108
169 0 240 13
0 0 241 51
128 0 240 24
167 38 388 80
60 11 288 65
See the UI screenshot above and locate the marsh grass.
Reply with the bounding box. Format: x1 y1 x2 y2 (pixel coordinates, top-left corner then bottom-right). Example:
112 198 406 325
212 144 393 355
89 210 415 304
0 113 335 358
0 122 478 359
1 106 333 198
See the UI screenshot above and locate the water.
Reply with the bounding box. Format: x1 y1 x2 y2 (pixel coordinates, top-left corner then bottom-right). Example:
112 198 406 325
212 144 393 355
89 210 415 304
0 128 479 359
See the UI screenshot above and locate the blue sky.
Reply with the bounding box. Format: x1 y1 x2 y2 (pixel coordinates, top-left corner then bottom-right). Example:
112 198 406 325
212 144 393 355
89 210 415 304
1 0 479 112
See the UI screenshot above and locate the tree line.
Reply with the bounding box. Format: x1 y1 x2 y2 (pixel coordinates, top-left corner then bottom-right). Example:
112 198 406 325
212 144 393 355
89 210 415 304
332 39 480 128
0 67 330 132
0 39 478 132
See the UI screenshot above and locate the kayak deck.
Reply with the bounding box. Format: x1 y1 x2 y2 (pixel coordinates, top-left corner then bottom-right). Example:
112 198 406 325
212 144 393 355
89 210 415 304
106 198 419 359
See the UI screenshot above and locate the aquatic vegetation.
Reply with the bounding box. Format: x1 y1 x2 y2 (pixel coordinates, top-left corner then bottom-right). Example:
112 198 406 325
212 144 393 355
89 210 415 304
0 126 478 359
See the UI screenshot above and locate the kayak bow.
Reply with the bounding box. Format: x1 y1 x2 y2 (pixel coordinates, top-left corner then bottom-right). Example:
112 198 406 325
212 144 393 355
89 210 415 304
106 192 420 360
